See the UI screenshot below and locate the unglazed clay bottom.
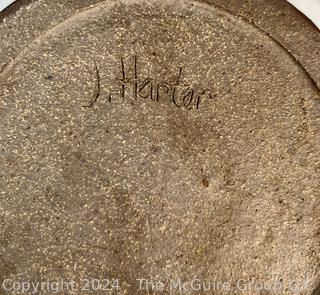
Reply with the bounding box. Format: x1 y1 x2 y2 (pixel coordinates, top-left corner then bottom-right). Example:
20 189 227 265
1 0 320 294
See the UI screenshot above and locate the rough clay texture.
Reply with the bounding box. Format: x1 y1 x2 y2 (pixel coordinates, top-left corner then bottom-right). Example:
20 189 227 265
0 0 320 295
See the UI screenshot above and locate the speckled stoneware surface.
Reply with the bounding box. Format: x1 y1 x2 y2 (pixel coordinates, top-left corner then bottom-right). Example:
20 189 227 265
0 1 320 294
